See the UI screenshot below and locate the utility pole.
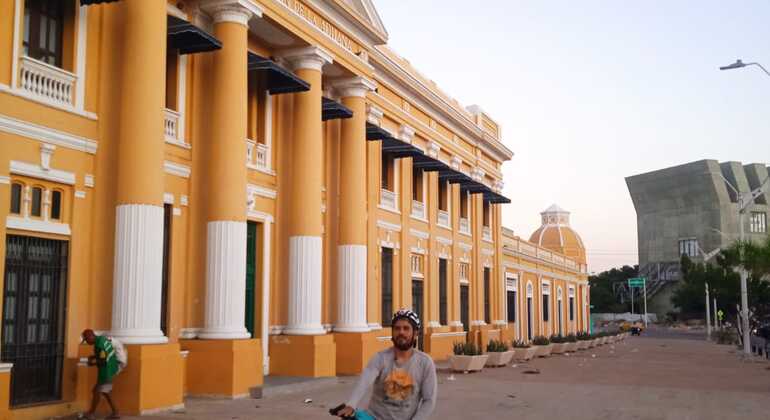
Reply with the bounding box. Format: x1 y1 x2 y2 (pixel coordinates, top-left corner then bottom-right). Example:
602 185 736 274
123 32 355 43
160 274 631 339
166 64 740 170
705 282 711 340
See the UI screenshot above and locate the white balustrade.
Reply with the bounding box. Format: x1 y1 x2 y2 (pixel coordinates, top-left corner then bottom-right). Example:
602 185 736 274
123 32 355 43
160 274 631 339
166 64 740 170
19 56 76 106
164 108 180 142
256 143 267 168
411 200 425 219
246 139 269 171
438 209 450 227
380 189 397 211
459 217 470 234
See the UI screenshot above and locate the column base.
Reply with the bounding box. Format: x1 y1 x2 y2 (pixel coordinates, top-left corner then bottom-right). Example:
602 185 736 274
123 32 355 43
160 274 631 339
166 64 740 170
269 334 336 377
108 343 184 416
181 339 262 398
333 331 388 375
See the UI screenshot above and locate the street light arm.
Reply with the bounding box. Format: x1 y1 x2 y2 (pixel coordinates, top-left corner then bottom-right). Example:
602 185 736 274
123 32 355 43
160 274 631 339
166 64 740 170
745 62 770 77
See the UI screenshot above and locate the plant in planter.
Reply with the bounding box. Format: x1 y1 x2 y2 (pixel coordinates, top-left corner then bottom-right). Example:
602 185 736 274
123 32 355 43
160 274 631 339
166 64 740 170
512 339 537 361
564 333 579 352
449 341 488 373
485 339 515 367
532 335 553 357
576 332 592 350
549 335 568 354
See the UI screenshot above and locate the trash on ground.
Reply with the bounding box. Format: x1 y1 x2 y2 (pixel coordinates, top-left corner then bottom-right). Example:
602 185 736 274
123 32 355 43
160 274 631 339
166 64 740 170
522 368 541 374
507 394 516 399
304 398 313 404
447 374 456 381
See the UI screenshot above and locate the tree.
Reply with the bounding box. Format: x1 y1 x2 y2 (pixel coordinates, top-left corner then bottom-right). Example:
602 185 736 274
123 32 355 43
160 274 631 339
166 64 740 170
589 265 639 313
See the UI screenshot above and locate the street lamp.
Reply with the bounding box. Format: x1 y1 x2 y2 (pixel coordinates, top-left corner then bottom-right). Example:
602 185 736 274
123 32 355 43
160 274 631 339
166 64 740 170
719 59 770 77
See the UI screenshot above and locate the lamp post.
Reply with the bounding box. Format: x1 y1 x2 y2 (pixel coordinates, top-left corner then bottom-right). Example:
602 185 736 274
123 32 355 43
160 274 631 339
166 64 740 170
719 59 770 76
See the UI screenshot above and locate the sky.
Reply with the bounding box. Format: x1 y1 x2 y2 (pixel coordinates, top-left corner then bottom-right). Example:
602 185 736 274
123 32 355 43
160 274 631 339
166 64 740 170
373 0 770 273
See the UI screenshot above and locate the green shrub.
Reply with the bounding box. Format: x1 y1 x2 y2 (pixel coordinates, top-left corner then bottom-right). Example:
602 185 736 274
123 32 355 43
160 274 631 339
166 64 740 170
549 334 566 343
576 331 592 341
512 339 530 348
565 333 578 342
453 341 482 356
486 339 509 352
532 335 550 346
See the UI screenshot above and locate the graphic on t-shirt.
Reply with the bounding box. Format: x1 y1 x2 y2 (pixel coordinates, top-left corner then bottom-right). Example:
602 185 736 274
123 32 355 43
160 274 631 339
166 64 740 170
383 368 414 401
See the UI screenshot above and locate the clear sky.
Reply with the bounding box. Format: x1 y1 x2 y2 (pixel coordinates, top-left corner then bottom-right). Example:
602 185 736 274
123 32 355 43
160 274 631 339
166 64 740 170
374 0 770 273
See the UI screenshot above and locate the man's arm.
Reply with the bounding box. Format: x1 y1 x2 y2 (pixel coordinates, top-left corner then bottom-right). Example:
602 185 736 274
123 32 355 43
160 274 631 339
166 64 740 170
412 357 437 420
345 352 383 409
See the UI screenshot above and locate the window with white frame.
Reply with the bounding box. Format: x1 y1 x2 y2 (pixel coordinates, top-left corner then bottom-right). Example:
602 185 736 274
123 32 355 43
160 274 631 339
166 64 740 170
750 212 767 233
678 238 699 258
459 263 469 283
410 254 423 278
23 0 74 68
541 282 551 322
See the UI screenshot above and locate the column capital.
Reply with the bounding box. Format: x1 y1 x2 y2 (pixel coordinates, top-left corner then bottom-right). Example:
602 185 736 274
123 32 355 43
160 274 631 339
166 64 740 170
366 103 383 125
280 46 333 72
201 0 262 26
330 76 376 99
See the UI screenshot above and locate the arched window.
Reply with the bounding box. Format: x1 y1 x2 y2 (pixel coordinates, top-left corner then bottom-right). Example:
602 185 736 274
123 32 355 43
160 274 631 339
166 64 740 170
31 186 43 217
50 190 62 220
10 183 22 214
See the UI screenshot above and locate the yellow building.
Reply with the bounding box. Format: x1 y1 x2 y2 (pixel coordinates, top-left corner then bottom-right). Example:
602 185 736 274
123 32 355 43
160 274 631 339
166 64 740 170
0 0 589 417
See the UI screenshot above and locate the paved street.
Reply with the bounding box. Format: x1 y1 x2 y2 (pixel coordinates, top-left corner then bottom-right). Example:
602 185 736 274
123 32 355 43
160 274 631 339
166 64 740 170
131 330 770 420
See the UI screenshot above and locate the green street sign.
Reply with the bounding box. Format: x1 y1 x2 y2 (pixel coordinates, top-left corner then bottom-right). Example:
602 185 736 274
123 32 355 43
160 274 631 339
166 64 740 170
628 277 646 287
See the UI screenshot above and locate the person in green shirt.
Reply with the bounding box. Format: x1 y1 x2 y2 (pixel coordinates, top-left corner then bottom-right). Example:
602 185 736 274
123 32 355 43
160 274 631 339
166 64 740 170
82 329 120 420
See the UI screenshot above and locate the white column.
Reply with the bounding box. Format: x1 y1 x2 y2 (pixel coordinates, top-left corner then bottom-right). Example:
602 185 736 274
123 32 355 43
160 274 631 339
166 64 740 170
111 204 167 344
285 236 325 335
261 219 272 374
199 221 250 339
335 245 369 332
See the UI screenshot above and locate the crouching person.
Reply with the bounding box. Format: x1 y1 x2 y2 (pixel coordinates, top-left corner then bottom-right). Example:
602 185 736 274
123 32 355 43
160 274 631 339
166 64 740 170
81 329 124 419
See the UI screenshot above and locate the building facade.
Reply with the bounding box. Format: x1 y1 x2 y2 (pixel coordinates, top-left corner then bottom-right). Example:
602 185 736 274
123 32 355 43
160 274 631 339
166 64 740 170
626 159 769 314
0 0 589 417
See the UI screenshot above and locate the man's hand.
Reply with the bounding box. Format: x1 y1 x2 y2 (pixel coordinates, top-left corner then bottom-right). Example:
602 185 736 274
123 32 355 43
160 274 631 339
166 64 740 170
336 405 355 418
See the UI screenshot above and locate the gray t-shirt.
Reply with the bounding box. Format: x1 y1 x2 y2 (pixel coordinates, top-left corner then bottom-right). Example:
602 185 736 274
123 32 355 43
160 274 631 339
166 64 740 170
347 348 437 420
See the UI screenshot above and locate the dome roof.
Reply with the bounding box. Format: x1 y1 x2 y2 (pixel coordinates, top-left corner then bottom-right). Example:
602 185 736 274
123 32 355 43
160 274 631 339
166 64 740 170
528 204 586 265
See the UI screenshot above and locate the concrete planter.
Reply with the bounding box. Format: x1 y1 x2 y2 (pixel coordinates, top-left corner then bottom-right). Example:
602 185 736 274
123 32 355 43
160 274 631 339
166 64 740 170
515 347 538 361
565 342 579 352
485 350 515 367
534 344 554 357
450 354 489 373
551 343 568 354
589 339 598 348
578 340 590 350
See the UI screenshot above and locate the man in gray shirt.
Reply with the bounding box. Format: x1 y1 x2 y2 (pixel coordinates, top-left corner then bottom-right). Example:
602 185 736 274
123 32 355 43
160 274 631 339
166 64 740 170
336 309 437 420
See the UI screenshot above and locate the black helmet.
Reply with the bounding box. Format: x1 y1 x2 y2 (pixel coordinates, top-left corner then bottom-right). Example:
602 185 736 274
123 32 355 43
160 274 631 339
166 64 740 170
392 308 421 331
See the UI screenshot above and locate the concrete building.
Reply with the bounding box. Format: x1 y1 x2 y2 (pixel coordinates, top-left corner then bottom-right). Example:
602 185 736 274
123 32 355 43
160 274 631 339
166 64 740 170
0 0 589 417
626 159 769 314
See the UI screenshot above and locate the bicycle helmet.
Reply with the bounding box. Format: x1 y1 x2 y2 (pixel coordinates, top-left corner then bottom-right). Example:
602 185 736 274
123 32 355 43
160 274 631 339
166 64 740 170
391 308 421 332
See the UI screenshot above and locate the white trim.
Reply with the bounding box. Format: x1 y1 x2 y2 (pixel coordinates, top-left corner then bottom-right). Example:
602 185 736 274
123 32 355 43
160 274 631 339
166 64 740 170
285 235 325 335
376 220 401 232
459 278 469 285
247 183 277 199
173 207 182 216
335 244 369 332
470 320 486 327
368 323 383 331
448 321 463 328
436 236 452 246
84 174 94 187
260 220 273 374
180 195 189 206
0 114 97 154
179 328 201 339
264 90 273 170
280 46 333 71
458 242 472 252
75 5 88 111
427 321 441 328
178 54 188 142
430 331 467 338
10 160 75 185
163 193 175 205
6 216 71 235
167 3 188 19
0 176 9 184
410 246 426 255
75 190 86 199
164 161 191 178
0 363 13 373
247 209 274 223
11 0 21 89
409 228 429 240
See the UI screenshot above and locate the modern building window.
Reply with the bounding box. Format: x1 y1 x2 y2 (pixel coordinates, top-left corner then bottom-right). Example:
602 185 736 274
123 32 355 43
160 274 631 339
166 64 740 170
23 0 68 67
439 258 448 325
438 179 449 212
50 190 61 220
412 167 423 202
483 267 491 324
30 187 42 217
483 200 491 227
381 247 393 326
678 238 698 258
507 290 516 323
750 212 767 233
460 190 469 219
381 153 394 192
10 183 22 214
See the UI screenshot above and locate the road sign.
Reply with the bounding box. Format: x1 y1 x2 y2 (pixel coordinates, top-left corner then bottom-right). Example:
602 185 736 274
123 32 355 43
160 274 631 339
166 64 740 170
628 277 646 288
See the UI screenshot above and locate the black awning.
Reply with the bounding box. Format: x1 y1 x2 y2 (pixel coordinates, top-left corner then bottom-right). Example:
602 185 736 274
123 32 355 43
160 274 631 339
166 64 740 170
167 16 222 55
461 180 489 194
381 137 424 159
81 0 118 4
322 97 353 121
248 53 310 95
483 190 512 204
412 155 451 172
366 123 391 141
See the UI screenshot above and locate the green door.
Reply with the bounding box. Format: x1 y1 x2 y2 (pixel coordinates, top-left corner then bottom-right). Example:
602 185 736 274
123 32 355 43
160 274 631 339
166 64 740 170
245 221 257 338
